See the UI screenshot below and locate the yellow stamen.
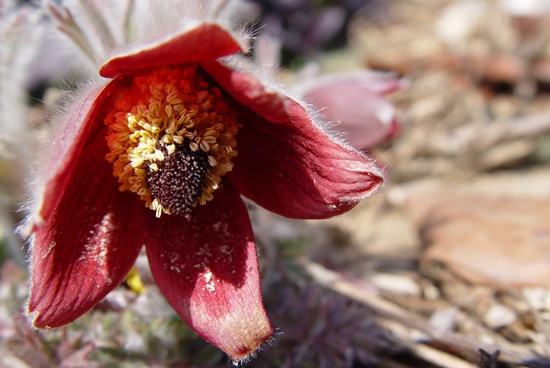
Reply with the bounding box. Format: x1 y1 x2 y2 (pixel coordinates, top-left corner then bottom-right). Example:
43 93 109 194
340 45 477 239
105 65 239 217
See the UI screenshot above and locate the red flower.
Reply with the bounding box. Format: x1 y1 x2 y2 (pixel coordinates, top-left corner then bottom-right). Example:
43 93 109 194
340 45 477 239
24 10 383 362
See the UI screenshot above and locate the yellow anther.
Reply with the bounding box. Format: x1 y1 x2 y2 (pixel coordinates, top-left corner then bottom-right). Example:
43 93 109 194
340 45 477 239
200 140 210 152
189 141 199 152
208 156 217 167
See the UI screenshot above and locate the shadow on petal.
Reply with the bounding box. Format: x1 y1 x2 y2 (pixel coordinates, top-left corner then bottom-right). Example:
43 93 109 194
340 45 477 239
34 76 132 229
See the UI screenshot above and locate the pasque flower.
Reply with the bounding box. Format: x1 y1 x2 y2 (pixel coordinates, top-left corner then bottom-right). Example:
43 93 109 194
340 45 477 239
23 0 383 361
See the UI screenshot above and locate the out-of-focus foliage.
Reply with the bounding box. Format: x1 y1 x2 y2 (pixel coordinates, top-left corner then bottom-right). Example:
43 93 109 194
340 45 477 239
250 0 379 66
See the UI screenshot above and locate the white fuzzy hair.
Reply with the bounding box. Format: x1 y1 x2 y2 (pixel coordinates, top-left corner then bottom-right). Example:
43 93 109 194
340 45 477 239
47 0 253 67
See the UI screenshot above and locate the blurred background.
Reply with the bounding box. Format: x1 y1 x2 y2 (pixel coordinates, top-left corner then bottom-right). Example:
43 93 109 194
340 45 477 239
1 0 550 366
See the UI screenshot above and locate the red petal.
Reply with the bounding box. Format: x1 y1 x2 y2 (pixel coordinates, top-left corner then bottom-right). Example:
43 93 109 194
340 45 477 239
145 180 273 360
100 23 243 78
203 62 384 219
32 79 124 230
27 134 147 328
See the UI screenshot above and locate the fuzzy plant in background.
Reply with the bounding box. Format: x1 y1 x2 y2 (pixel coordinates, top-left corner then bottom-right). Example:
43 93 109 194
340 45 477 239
9 0 386 363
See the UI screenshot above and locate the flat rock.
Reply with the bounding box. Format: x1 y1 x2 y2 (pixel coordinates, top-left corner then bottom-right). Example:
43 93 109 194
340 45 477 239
410 192 550 288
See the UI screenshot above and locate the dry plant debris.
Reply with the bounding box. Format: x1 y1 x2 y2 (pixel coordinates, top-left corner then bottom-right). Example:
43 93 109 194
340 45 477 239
300 0 550 366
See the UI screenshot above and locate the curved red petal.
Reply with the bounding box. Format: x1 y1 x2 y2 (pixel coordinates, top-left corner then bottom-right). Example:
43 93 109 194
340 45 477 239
100 23 243 78
27 134 146 328
32 79 125 230
145 180 273 360
203 62 384 219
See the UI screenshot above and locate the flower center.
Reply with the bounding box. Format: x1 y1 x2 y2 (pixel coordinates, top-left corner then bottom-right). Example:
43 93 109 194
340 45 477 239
104 65 239 217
